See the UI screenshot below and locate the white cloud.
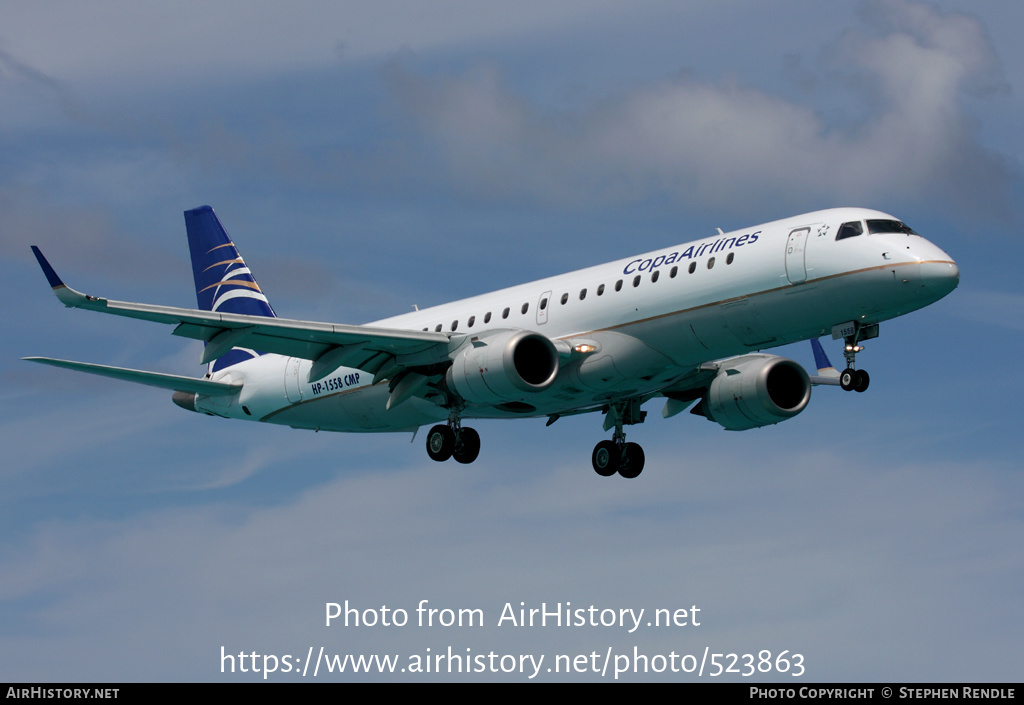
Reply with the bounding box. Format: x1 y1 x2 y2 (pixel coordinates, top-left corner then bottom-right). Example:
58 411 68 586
386 1 1013 218
0 1 639 84
1 437 1020 680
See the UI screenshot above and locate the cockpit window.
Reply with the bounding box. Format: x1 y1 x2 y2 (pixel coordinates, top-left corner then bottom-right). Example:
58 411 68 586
836 221 864 241
866 219 917 235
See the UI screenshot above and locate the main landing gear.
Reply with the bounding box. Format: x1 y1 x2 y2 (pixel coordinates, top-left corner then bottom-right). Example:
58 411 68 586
425 410 480 464
591 399 646 478
592 436 645 479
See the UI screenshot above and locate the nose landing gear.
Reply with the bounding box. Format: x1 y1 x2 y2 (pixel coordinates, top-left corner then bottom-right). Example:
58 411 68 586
835 321 878 393
839 366 870 393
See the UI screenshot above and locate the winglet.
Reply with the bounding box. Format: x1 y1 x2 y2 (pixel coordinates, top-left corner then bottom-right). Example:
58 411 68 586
810 338 839 376
808 338 841 385
30 246 92 308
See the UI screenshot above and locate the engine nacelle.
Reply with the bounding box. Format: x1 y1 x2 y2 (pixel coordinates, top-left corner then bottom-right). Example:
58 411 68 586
701 355 811 431
446 330 560 405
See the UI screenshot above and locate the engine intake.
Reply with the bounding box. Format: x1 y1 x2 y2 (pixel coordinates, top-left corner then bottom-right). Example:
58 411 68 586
447 330 559 405
701 355 811 430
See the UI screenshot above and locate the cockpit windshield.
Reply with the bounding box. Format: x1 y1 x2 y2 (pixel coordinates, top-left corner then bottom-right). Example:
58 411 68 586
866 219 917 235
835 221 864 240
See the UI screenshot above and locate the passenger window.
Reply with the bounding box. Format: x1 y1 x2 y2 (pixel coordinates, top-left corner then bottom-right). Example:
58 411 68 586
597 284 605 296
651 270 659 283
615 280 623 292
836 221 864 240
688 262 696 274
632 275 641 287
561 293 568 305
670 266 678 278
707 257 715 269
451 320 458 331
540 298 547 311
484 312 492 323
726 252 734 265
435 324 442 332
579 288 587 300
521 302 528 314
468 316 475 327
502 307 510 319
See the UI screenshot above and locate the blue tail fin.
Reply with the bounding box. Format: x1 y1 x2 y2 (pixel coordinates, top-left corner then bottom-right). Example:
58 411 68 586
184 206 276 372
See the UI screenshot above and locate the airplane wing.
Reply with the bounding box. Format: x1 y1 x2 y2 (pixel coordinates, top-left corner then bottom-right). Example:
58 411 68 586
32 246 454 381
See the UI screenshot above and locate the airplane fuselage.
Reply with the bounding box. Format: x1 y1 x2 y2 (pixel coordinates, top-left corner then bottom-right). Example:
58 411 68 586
198 207 958 433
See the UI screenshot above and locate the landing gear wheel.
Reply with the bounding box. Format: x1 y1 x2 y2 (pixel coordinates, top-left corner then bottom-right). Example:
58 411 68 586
453 427 481 464
592 440 620 477
426 425 455 462
853 369 870 393
618 442 645 479
840 368 857 392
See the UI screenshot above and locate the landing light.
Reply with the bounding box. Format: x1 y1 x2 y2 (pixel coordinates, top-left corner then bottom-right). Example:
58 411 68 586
574 343 598 354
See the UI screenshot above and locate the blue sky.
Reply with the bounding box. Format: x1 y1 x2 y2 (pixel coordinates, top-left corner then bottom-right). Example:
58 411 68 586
1 0 1021 681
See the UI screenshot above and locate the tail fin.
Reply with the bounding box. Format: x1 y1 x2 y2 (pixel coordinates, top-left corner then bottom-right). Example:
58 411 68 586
184 206 276 372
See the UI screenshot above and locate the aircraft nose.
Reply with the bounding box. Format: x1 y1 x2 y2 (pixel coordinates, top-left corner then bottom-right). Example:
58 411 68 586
919 259 960 299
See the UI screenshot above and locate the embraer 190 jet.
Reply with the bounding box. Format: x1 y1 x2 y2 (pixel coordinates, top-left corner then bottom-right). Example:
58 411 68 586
27 206 958 478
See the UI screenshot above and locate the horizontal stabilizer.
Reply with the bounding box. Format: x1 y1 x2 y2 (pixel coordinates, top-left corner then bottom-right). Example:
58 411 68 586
23 357 241 396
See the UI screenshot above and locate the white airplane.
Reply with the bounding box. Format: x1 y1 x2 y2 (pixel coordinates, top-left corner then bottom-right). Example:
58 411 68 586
27 206 958 478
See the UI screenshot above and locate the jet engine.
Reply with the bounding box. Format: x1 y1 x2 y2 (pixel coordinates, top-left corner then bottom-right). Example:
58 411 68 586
699 354 811 430
446 329 560 405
